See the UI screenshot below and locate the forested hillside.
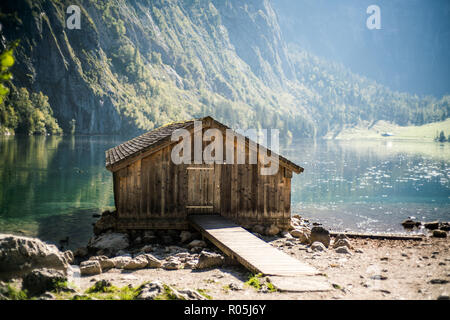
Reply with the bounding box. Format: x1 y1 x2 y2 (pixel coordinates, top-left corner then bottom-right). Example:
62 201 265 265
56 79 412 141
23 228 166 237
0 0 448 138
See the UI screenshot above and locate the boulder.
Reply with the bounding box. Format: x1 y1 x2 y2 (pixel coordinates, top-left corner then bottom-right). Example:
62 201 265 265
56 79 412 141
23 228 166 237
63 250 74 264
432 230 447 238
335 246 352 254
334 233 349 242
87 233 129 254
180 231 193 243
93 211 116 235
22 268 67 296
401 219 420 229
333 239 352 249
439 222 450 231
123 255 149 270
88 256 115 271
0 234 70 280
184 261 198 269
140 254 162 268
311 241 326 252
196 251 225 269
424 221 440 230
187 240 207 249
290 228 310 244
265 225 280 236
80 260 102 276
310 227 330 247
109 256 133 269
162 258 182 270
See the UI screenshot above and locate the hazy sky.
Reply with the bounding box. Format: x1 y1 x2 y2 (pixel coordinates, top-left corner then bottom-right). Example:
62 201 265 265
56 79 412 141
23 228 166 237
273 0 450 97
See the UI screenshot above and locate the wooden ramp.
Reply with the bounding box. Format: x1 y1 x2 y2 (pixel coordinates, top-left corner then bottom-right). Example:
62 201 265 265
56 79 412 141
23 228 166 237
189 215 331 292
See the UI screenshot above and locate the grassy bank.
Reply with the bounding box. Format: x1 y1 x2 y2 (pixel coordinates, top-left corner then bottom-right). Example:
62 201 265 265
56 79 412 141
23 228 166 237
325 119 450 141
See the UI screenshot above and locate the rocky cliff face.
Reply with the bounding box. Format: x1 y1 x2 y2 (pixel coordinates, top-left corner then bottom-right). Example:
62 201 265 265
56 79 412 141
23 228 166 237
0 0 445 136
0 0 297 134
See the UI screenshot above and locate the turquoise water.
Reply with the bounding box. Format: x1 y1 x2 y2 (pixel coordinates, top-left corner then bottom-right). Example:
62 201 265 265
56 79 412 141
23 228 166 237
286 139 450 234
0 136 449 249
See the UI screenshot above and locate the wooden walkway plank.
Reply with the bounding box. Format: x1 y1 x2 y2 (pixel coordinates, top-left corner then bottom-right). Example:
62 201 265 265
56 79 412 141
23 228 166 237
189 215 331 292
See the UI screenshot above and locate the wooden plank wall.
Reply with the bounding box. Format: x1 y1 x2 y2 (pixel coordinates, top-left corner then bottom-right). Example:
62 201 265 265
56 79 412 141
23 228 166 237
114 122 293 230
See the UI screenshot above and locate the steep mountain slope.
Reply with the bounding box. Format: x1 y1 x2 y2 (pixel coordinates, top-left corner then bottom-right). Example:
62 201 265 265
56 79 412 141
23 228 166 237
0 0 447 137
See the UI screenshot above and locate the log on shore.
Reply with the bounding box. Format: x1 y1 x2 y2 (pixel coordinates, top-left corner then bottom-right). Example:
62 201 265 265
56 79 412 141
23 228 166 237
330 231 424 241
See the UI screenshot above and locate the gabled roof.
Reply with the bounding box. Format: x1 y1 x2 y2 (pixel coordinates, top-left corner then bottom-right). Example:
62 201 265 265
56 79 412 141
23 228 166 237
105 116 304 174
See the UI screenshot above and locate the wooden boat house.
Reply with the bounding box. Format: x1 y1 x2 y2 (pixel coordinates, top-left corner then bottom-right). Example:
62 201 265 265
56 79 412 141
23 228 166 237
105 116 303 231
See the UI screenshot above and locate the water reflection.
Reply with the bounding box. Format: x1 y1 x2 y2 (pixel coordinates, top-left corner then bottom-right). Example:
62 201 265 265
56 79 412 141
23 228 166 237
0 135 121 248
284 139 450 233
0 136 449 247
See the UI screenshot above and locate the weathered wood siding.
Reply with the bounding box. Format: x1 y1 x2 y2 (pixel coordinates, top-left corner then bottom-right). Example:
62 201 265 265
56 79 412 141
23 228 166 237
114 123 293 230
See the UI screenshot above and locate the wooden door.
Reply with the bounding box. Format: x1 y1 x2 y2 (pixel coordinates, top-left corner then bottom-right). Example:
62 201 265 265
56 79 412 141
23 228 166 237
186 165 218 214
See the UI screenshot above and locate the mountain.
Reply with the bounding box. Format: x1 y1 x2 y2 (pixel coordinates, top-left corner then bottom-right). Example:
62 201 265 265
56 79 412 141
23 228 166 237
0 0 448 138
273 0 450 97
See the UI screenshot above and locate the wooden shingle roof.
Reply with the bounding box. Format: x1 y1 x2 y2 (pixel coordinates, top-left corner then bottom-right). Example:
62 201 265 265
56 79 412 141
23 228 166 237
105 120 194 169
105 116 304 174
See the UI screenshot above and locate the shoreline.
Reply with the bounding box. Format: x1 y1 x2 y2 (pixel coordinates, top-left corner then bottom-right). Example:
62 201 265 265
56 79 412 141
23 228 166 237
1 213 449 300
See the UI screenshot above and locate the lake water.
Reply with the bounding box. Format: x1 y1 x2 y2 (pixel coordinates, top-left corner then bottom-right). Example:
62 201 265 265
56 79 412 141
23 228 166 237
0 135 449 249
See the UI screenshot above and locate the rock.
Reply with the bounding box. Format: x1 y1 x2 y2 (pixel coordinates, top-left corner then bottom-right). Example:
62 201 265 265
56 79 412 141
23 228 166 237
432 230 447 238
196 251 225 269
280 231 293 239
187 240 207 249
176 289 207 300
183 261 198 269
87 233 129 254
252 225 265 235
401 219 420 229
74 247 88 258
311 241 326 252
22 268 67 296
109 256 132 269
229 283 243 291
162 258 182 270
335 246 352 254
140 254 162 268
371 275 388 280
80 260 102 276
136 281 165 300
355 249 364 254
333 239 352 249
265 225 280 236
123 255 149 270
0 234 70 280
88 256 115 271
63 250 74 264
310 226 330 247
179 231 193 243
439 222 450 231
437 294 450 300
424 221 440 230
93 211 116 235
429 279 449 284
334 233 349 242
290 228 310 244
